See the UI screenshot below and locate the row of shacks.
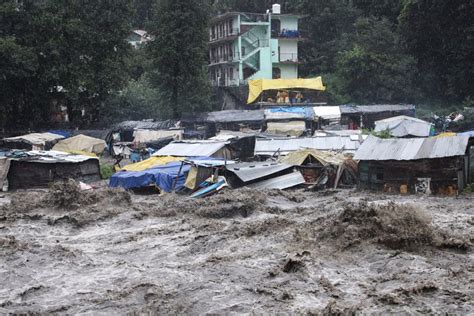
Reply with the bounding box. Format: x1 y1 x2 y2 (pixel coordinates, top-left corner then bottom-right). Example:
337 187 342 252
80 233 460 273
1 104 473 195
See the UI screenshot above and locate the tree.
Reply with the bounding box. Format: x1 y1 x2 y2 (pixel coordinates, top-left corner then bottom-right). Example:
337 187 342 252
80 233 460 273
0 0 133 129
335 17 418 103
147 0 212 119
399 0 474 103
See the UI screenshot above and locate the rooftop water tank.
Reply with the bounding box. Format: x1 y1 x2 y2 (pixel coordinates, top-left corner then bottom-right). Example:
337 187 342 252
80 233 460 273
272 4 281 14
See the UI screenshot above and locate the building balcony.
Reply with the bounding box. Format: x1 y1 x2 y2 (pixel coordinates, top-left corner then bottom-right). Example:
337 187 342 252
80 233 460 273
209 28 240 43
271 29 305 41
279 53 299 63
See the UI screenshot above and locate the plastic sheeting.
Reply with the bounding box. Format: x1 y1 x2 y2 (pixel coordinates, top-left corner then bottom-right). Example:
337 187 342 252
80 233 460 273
374 116 432 137
247 77 326 104
264 107 314 120
109 162 190 191
52 134 106 154
266 121 306 137
133 130 183 143
279 149 348 166
121 156 183 172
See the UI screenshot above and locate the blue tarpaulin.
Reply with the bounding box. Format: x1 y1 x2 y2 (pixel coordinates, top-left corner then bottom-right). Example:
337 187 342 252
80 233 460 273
48 130 72 138
267 107 314 119
459 131 474 138
109 161 190 191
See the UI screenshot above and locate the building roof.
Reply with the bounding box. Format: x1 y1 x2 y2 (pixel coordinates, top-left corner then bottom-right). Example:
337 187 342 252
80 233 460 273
255 136 362 155
153 141 228 157
246 171 305 189
181 110 264 124
340 104 415 114
264 107 314 121
225 161 293 182
313 106 341 120
353 135 470 161
110 120 178 131
374 115 432 137
11 150 97 164
3 132 64 146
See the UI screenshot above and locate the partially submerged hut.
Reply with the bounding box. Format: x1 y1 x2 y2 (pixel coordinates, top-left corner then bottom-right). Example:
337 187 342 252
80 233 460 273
354 135 472 194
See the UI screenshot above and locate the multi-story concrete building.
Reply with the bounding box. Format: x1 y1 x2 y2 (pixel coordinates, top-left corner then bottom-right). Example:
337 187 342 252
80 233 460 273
209 4 304 87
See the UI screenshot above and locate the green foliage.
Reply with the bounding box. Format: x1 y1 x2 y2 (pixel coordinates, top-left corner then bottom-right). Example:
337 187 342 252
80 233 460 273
100 164 115 180
0 0 133 129
399 0 474 103
147 0 212 119
101 76 169 124
361 128 393 139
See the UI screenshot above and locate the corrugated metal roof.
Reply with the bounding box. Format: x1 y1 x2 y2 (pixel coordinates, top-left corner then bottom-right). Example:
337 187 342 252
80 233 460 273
153 141 227 157
182 110 264 123
255 136 362 156
226 162 293 182
340 104 415 114
247 171 305 189
374 115 432 137
353 135 470 161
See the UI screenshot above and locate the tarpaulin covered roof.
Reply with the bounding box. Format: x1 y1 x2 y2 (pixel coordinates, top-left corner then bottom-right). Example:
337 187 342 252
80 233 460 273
181 110 264 123
121 156 183 172
3 132 64 146
354 135 470 161
247 77 326 104
109 161 190 191
52 134 106 154
266 121 306 137
11 150 98 164
340 104 415 114
153 141 228 157
313 106 341 120
255 136 362 155
226 162 293 182
264 107 314 121
110 120 178 131
374 115 432 137
279 149 349 166
133 129 183 143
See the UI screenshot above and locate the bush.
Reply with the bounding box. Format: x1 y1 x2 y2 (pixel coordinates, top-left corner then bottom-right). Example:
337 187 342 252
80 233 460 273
100 164 115 179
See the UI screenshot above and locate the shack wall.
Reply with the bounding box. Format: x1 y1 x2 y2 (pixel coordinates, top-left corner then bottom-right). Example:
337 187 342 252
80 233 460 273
8 160 101 190
358 156 466 194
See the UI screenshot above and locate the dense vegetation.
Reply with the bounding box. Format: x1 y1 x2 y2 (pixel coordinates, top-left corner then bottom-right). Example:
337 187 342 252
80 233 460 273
1 0 473 129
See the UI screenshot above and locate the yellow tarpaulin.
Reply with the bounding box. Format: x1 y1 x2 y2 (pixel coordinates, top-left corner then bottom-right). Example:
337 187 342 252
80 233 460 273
247 77 326 104
435 132 457 138
121 156 182 172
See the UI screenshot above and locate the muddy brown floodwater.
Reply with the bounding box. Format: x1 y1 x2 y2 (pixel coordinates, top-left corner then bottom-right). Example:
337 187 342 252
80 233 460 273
0 182 473 314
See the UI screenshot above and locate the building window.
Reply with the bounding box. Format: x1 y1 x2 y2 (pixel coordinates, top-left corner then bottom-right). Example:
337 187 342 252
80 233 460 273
272 67 281 79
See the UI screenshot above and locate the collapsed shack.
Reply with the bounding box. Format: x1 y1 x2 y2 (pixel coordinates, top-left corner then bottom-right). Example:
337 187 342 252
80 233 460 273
2 132 64 151
340 104 416 130
181 110 265 139
109 161 190 192
354 135 472 194
224 162 304 190
105 120 181 155
1 150 100 190
279 149 358 189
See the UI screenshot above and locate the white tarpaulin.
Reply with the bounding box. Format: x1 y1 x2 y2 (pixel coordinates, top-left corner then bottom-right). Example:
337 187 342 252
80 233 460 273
133 129 183 143
313 106 341 120
374 115 432 137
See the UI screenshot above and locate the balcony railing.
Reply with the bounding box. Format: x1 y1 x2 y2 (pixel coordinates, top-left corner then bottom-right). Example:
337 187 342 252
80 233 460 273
209 51 241 64
279 53 298 63
209 28 239 42
272 29 301 39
